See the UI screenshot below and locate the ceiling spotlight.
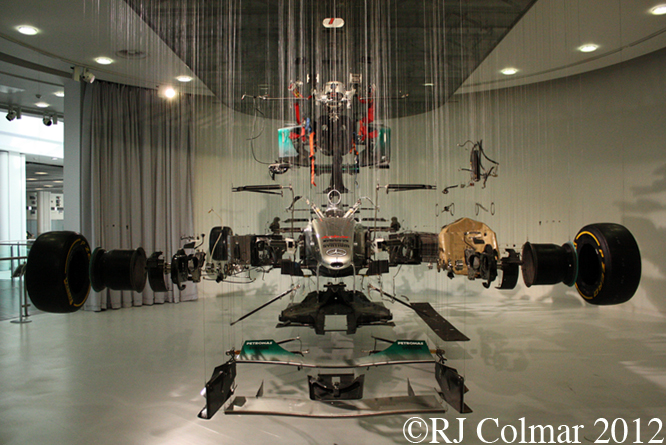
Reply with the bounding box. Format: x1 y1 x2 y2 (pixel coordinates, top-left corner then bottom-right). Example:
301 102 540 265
176 75 193 83
500 67 519 76
95 57 114 65
35 102 49 108
17 25 38 35
6 107 21 121
164 87 177 99
650 4 666 15
578 43 599 53
54 91 65 97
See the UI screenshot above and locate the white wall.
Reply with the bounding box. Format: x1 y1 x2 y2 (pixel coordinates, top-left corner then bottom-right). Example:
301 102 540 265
443 48 666 316
192 47 666 317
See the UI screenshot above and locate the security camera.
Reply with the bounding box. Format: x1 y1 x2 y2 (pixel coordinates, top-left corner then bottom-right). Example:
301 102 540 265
6 107 21 121
72 66 95 83
81 69 95 84
43 115 53 126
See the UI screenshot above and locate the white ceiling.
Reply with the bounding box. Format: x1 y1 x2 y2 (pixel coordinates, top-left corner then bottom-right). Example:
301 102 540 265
0 0 212 117
459 0 666 93
0 0 665 116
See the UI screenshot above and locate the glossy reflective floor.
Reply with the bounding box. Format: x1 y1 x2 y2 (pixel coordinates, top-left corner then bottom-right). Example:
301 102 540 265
2 281 666 445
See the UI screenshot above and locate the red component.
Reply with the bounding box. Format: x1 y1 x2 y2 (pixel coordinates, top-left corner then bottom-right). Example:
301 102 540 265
309 132 316 186
294 102 301 124
359 100 376 142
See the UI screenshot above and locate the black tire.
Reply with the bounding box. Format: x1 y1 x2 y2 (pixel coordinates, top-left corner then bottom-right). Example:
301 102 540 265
25 231 91 313
574 223 641 305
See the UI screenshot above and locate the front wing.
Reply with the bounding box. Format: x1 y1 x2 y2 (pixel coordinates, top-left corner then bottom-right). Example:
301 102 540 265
198 339 471 419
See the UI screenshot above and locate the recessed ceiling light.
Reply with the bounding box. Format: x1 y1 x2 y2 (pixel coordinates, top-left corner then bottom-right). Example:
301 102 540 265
45 184 53 188
17 25 38 35
54 180 63 183
35 102 49 108
500 67 518 75
176 75 193 83
54 91 65 97
423 83 434 87
27 178 37 181
650 4 666 15
578 43 599 53
95 57 114 65
35 171 48 175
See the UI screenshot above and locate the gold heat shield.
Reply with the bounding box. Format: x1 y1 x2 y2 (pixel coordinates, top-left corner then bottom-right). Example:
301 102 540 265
437 217 499 276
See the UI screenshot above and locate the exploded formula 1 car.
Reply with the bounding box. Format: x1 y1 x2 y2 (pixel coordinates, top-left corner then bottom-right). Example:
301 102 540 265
23 73 642 419
24 188 642 417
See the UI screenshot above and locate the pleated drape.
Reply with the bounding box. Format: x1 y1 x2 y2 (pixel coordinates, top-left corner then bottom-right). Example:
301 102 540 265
82 81 197 310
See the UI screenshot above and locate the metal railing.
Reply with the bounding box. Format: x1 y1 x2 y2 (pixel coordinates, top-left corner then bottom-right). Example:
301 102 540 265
0 240 33 324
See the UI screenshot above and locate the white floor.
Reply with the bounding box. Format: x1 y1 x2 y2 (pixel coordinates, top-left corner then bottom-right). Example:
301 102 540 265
2 282 666 445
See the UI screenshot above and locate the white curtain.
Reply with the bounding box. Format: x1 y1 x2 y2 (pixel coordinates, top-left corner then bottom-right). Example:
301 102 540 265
82 81 197 310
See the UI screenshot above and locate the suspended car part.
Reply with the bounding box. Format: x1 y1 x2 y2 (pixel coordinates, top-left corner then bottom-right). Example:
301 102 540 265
199 339 468 419
278 282 394 335
521 242 577 287
90 247 147 292
437 217 500 285
309 373 365 401
25 231 91 313
209 226 233 261
146 251 169 292
171 249 189 291
497 249 520 290
171 248 206 291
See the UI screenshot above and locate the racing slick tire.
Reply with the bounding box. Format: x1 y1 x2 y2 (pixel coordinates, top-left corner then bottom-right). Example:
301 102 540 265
25 231 91 313
574 223 641 305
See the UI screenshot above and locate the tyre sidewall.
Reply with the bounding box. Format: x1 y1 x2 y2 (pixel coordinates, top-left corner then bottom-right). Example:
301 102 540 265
26 231 91 313
574 223 641 305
